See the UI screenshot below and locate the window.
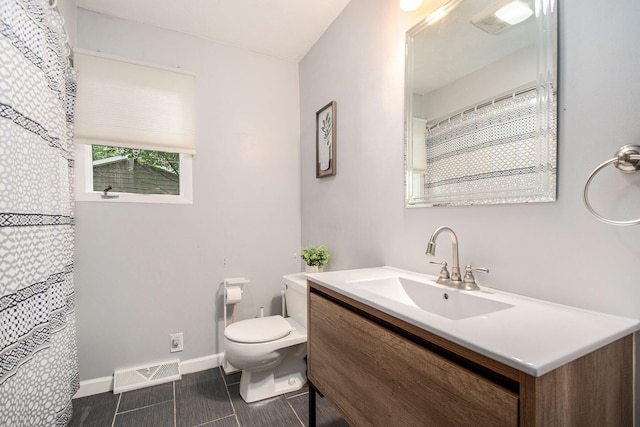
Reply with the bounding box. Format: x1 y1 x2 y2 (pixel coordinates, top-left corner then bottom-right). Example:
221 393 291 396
92 145 180 195
75 145 193 204
73 50 195 204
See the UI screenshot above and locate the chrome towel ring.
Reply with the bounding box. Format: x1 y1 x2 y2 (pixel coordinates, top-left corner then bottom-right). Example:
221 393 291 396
583 145 640 226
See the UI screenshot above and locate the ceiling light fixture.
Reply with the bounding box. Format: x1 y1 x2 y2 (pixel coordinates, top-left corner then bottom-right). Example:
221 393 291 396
400 0 423 12
470 0 534 34
495 1 534 25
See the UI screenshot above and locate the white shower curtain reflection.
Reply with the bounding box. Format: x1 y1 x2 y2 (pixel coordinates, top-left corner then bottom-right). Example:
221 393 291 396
423 89 555 204
0 0 79 425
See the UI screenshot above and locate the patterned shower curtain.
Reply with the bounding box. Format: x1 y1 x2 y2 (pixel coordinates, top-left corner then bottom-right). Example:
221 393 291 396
0 0 79 425
424 89 548 201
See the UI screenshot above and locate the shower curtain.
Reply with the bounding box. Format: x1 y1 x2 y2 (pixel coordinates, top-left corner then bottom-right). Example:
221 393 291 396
424 89 542 198
0 0 79 425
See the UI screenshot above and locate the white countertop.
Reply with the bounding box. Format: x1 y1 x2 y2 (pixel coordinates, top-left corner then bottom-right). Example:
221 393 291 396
306 266 640 377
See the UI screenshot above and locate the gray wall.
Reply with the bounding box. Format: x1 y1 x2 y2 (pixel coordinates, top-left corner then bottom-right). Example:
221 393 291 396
73 9 302 380
299 0 640 418
58 0 76 47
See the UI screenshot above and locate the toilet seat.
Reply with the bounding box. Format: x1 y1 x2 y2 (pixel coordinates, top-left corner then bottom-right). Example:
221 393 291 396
225 315 293 343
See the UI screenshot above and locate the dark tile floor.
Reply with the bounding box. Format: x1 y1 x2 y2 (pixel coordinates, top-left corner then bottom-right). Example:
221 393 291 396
70 367 349 427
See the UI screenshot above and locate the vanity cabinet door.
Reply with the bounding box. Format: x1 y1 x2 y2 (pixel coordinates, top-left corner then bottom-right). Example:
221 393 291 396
308 292 519 427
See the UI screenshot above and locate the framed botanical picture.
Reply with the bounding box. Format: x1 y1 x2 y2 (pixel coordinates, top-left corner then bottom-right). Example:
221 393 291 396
316 101 336 178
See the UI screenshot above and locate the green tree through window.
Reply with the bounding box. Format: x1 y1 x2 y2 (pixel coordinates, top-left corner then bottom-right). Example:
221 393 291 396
91 145 181 195
92 145 180 175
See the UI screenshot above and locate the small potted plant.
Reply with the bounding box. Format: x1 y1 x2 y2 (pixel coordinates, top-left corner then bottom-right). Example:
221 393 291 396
300 245 330 273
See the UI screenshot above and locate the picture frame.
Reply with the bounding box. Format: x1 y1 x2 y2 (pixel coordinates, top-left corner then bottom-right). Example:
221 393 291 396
316 101 336 178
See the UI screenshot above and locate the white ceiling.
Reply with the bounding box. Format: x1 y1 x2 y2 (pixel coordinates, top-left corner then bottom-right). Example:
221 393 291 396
410 0 537 95
75 0 352 63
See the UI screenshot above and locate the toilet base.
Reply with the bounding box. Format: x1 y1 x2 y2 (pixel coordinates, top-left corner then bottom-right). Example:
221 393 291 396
239 345 307 403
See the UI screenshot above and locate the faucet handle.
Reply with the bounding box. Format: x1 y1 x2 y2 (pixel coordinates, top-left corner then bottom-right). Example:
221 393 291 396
429 260 450 282
462 265 489 290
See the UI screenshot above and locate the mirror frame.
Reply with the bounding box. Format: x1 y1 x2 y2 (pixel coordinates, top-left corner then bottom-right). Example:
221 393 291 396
404 0 558 207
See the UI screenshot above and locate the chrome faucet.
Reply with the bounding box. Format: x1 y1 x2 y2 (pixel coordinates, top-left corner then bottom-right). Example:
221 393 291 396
426 226 462 285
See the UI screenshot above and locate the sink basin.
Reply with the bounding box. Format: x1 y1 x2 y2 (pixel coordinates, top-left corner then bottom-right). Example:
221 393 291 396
348 276 514 320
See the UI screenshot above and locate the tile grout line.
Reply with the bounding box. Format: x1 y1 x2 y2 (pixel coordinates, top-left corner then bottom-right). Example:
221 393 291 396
111 393 122 427
173 381 177 427
115 399 174 415
219 366 241 427
286 399 306 427
194 414 237 427
286 390 309 400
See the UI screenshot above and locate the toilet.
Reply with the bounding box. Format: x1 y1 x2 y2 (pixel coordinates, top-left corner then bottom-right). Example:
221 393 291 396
223 273 308 403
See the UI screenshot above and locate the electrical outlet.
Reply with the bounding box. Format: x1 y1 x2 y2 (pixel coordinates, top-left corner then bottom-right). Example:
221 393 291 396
170 332 183 353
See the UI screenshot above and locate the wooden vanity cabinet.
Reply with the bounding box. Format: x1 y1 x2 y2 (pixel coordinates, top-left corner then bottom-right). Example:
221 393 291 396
307 282 633 427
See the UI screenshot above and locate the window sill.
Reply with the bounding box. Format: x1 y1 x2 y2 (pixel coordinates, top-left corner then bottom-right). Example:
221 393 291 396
75 191 193 204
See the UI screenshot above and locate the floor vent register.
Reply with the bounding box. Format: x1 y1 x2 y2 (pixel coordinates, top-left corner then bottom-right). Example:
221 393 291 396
113 359 181 393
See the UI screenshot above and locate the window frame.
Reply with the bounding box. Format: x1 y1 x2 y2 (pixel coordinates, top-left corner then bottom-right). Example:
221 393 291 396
74 144 193 204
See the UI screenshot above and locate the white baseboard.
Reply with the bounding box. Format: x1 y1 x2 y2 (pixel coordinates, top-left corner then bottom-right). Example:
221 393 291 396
73 375 114 399
73 353 224 399
180 353 224 375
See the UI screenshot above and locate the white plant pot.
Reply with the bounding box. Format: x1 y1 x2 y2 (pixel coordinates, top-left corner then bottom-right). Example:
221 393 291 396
305 265 324 273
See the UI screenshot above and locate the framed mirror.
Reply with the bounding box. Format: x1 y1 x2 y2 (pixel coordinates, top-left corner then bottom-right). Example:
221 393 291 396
405 0 557 207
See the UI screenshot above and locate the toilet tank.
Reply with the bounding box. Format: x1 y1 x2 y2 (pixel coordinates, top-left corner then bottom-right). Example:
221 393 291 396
283 273 308 329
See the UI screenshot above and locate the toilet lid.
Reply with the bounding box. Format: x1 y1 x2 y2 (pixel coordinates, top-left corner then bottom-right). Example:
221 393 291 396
225 315 293 343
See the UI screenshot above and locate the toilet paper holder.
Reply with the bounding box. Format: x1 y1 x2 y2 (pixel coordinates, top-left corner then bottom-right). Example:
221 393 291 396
222 277 250 374
222 277 249 324
223 277 249 303
224 287 244 305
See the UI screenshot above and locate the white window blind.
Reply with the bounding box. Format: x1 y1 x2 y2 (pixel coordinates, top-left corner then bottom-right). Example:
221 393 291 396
74 50 196 154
